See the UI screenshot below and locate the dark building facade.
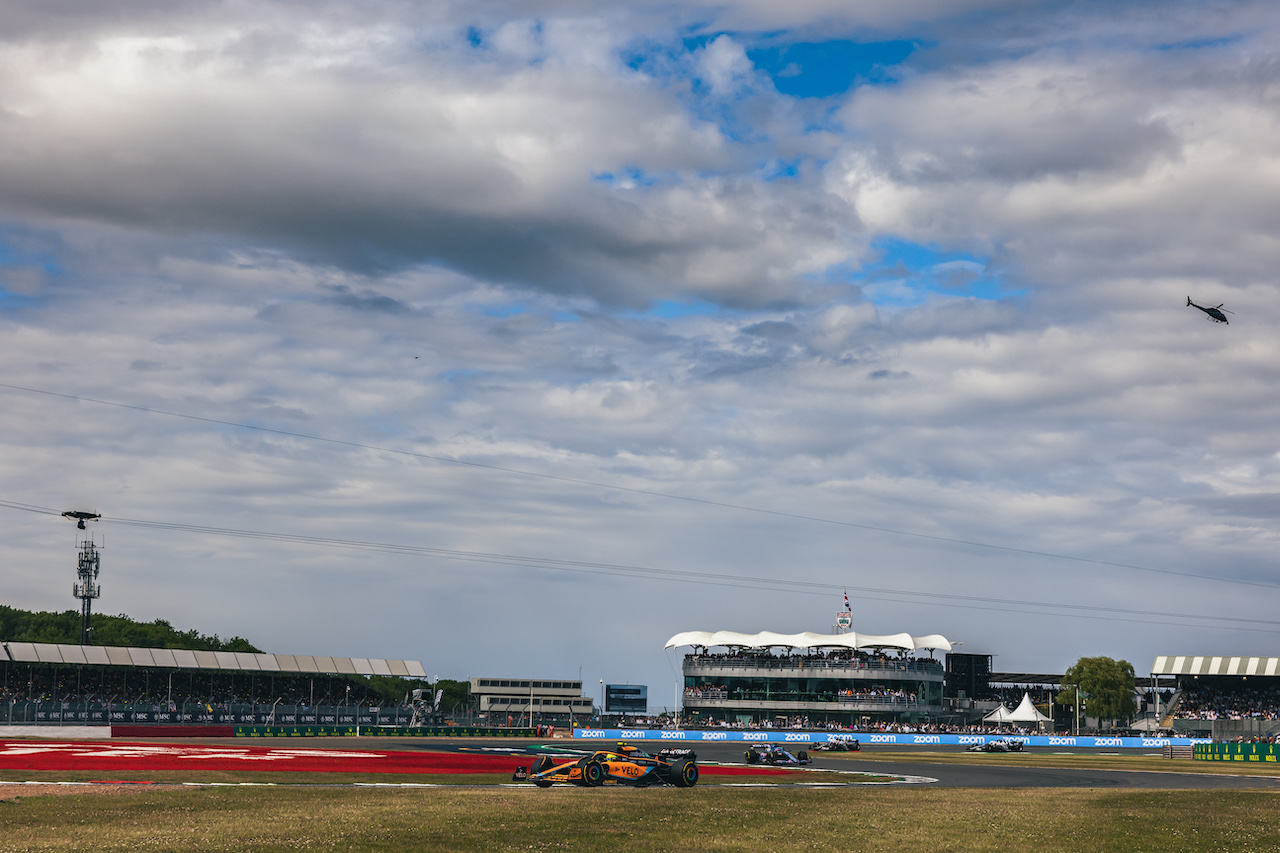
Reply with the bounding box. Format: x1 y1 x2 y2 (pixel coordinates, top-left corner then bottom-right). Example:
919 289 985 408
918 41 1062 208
944 652 992 699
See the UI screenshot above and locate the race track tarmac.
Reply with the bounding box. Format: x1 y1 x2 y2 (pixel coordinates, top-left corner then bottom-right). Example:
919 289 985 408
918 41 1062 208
684 742 1280 789
37 736 1280 790
436 739 1280 789
829 757 1280 789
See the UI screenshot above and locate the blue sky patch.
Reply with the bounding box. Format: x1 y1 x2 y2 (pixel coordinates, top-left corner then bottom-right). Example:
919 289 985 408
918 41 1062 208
0 235 59 308
634 34 918 146
747 39 918 98
640 299 725 319
592 168 661 188
0 290 36 310
1155 34 1242 52
474 302 528 318
440 368 485 383
761 158 801 180
852 238 1013 307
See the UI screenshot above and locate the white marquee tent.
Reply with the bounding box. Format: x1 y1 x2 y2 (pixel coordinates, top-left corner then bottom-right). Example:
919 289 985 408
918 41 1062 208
982 703 1015 724
983 692 1052 725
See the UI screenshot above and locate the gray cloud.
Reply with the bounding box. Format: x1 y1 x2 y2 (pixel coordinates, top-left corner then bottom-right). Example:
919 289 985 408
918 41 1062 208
3 0 1280 701
741 319 802 340
0 20 860 309
325 286 413 315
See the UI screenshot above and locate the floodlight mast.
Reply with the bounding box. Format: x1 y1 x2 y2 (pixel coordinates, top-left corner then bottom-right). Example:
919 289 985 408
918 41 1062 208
64 511 102 644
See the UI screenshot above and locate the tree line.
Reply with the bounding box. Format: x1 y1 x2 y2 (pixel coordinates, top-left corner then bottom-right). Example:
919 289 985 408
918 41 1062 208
0 605 260 651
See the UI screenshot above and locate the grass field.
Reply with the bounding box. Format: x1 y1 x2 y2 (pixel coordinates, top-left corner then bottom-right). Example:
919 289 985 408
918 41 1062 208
3 785 1280 853
0 768 882 786
3 744 1280 852
834 748 1280 775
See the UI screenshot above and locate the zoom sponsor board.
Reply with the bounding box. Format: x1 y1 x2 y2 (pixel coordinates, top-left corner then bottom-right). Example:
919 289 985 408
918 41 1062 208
572 728 1211 749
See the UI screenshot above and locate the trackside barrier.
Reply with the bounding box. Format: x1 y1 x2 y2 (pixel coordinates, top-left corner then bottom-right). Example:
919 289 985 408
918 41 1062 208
572 728 1211 749
114 725 234 738
8 702 416 727
1194 743 1280 763
235 725 535 738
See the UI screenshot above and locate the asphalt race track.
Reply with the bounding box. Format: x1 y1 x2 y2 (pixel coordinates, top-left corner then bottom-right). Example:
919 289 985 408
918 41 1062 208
446 740 1280 790
830 756 1280 789
4 737 1279 790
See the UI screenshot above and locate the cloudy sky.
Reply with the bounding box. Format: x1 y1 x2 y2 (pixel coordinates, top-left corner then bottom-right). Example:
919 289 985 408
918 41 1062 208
3 0 1280 709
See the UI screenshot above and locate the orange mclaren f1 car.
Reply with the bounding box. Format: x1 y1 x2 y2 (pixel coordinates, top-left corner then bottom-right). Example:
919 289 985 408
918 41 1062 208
512 743 700 787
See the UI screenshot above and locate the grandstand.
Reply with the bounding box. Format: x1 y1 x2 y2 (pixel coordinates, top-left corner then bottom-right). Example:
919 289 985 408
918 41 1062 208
1 640 429 726
667 629 952 727
1152 655 1280 740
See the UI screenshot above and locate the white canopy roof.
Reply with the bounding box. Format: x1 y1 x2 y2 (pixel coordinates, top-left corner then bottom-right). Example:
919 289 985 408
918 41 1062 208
2 641 427 677
664 630 952 653
1152 655 1280 677
982 704 1015 723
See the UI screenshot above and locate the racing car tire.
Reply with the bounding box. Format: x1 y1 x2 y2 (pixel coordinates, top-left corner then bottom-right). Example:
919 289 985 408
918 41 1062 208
530 756 554 788
582 760 605 787
797 750 809 763
671 758 699 787
744 751 756 764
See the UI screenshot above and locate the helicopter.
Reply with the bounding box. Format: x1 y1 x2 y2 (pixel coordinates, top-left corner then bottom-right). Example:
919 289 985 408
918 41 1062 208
1187 297 1232 324
62 510 101 530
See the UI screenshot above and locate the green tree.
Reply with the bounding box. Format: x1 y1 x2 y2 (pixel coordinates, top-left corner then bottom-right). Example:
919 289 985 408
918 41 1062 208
1061 656 1138 729
0 605 262 652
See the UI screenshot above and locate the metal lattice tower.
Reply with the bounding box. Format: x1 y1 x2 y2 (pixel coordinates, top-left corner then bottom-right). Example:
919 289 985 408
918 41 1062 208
72 538 101 645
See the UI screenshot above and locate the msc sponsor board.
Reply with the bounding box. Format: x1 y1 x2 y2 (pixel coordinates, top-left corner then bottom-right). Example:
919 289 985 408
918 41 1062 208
573 728 1210 749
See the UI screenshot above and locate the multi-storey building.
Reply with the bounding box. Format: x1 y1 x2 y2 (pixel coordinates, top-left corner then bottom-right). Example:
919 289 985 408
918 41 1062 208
666 630 953 727
469 677 594 723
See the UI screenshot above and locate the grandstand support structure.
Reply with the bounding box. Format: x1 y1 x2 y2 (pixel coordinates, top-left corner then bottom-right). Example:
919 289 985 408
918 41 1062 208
72 538 101 645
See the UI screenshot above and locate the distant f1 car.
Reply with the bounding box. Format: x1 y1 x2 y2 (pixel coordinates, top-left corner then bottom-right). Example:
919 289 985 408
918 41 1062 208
811 737 860 752
744 743 811 765
513 743 699 787
967 738 1025 753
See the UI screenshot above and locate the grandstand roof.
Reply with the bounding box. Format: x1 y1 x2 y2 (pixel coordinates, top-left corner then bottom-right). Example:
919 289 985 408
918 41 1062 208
1151 655 1280 677
664 630 953 652
1 641 426 678
990 672 1063 685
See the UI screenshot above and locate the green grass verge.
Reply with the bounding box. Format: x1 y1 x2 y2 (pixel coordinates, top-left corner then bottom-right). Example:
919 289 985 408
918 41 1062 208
836 750 1280 776
0 768 892 787
2 786 1280 852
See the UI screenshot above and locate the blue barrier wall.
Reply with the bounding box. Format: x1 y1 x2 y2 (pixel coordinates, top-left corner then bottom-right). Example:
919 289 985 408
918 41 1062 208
572 728 1210 749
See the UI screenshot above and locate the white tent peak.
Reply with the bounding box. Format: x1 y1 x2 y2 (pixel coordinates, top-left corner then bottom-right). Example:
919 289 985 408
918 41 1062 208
984 692 1052 724
1009 692 1053 723
982 704 1014 723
